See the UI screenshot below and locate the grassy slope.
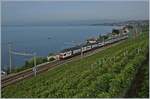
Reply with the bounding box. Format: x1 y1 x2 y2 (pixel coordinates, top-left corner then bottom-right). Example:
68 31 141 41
2 33 149 98
124 52 149 98
137 58 149 97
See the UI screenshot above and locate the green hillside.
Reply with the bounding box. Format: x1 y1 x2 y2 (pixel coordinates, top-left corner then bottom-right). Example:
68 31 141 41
2 32 149 98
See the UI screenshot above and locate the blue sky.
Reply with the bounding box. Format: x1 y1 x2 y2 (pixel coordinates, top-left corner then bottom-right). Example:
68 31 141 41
2 1 149 25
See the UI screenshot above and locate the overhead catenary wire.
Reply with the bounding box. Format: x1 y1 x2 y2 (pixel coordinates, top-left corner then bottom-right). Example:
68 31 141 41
8 43 37 76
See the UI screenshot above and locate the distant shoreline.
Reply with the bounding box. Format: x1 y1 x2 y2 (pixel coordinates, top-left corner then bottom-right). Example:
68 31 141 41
2 19 148 27
1 24 116 27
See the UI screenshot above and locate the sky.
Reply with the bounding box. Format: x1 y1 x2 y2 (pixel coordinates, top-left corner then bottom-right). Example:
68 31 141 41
1 1 149 25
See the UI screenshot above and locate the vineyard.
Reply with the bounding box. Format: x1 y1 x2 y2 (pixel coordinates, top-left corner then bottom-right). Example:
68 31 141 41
137 62 149 97
2 32 149 98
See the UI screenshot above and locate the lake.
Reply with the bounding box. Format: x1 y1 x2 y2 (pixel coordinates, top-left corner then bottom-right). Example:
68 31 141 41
1 25 117 70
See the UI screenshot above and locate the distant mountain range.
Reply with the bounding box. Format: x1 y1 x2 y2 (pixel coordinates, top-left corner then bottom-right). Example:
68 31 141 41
90 20 149 26
1 19 122 26
2 19 148 27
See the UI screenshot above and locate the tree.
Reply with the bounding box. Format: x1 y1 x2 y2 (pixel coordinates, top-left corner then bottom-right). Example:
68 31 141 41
49 57 55 61
48 53 54 56
112 29 120 34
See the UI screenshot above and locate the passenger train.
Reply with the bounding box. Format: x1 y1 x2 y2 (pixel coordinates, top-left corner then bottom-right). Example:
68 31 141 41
59 33 128 59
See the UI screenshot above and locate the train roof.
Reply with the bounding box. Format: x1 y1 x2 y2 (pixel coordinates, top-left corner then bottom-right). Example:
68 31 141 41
60 45 81 53
60 43 96 53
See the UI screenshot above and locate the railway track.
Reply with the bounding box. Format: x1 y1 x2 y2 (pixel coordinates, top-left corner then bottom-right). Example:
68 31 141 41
1 60 66 88
1 39 127 88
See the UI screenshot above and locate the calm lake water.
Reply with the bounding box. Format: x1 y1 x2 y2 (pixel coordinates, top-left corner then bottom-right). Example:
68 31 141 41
2 25 117 69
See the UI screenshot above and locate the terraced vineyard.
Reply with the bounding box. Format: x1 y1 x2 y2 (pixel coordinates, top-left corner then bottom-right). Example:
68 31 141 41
2 32 149 98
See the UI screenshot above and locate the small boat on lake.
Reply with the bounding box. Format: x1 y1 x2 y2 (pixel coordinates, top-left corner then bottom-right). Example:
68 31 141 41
48 36 52 39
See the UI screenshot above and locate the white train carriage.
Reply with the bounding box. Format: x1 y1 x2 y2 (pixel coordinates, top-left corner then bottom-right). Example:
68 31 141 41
122 32 128 36
86 45 92 51
59 50 72 59
91 43 99 48
81 44 91 52
120 35 128 40
104 40 111 44
59 34 129 59
109 38 115 43
107 38 114 44
98 42 105 47
73 47 81 54
114 37 119 42
81 46 87 52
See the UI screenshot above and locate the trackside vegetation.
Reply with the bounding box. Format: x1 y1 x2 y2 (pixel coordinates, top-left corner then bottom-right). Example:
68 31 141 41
2 32 149 98
9 57 48 73
137 61 149 97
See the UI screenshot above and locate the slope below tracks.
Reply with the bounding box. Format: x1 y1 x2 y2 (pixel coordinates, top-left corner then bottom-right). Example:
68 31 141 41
124 54 149 98
1 38 127 89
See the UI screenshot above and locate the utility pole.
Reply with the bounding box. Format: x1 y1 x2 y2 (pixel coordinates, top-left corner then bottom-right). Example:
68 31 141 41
133 24 138 38
8 43 12 73
81 45 83 58
135 25 138 37
103 37 105 45
139 26 142 35
33 52 37 76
